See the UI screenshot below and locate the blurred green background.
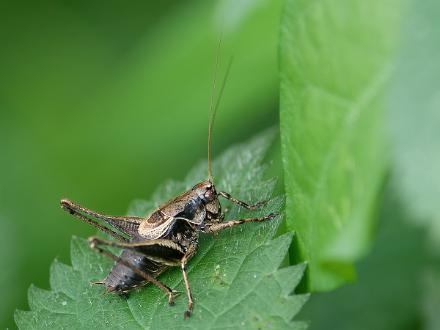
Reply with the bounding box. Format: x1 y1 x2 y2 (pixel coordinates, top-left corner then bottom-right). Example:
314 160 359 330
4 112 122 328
0 0 283 327
1 0 440 329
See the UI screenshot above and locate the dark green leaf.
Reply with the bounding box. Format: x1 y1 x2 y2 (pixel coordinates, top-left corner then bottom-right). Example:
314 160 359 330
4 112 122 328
16 130 308 330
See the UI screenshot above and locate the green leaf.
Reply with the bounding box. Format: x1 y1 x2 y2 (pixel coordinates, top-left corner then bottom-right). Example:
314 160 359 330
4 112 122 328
16 130 309 330
297 182 432 330
279 0 403 290
389 0 440 243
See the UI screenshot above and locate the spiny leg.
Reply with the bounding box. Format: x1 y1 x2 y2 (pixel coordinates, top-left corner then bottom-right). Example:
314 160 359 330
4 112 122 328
61 199 143 239
88 236 185 255
61 199 143 224
203 213 277 234
89 239 179 305
61 199 128 242
180 245 197 319
218 191 268 210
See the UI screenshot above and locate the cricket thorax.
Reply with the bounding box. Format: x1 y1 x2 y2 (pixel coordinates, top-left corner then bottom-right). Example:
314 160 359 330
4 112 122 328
137 180 221 240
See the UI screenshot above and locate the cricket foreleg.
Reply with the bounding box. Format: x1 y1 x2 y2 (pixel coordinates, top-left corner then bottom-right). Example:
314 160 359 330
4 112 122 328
180 245 197 319
203 213 277 234
88 239 179 305
218 192 268 210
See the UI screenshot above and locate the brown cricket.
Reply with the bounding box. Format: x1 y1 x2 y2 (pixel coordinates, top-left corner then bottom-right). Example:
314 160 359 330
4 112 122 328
60 51 275 318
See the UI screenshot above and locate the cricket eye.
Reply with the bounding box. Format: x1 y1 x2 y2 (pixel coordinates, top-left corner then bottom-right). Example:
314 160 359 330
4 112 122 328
204 189 214 201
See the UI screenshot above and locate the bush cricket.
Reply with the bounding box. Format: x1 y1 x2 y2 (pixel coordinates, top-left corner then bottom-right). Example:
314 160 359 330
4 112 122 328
60 49 276 319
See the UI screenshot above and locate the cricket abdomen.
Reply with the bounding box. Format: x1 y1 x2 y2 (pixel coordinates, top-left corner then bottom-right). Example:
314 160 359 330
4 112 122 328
104 249 164 294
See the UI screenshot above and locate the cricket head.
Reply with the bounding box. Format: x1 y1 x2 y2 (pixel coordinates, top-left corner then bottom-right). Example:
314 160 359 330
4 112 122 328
192 179 221 220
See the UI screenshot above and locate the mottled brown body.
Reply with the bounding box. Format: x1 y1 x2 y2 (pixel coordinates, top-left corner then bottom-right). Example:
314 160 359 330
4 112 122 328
103 180 221 293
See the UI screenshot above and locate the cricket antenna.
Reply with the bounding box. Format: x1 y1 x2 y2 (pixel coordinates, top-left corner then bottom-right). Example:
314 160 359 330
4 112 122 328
207 39 233 182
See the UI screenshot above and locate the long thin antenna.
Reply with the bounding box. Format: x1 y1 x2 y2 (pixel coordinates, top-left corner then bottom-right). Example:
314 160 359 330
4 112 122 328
207 43 233 181
207 37 222 181
214 57 233 122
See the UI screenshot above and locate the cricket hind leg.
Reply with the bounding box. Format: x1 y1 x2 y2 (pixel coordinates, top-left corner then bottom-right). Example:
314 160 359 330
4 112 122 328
218 191 268 210
60 199 143 240
87 236 185 259
203 212 277 234
88 239 179 305
61 199 129 242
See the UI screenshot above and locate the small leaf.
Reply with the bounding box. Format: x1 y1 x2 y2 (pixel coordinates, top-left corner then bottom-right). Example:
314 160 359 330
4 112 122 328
16 130 308 329
279 0 403 290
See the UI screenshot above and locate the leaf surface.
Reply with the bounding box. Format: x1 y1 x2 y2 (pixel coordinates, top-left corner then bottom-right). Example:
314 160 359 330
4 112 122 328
279 0 403 290
16 130 308 330
389 0 440 244
297 183 432 330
